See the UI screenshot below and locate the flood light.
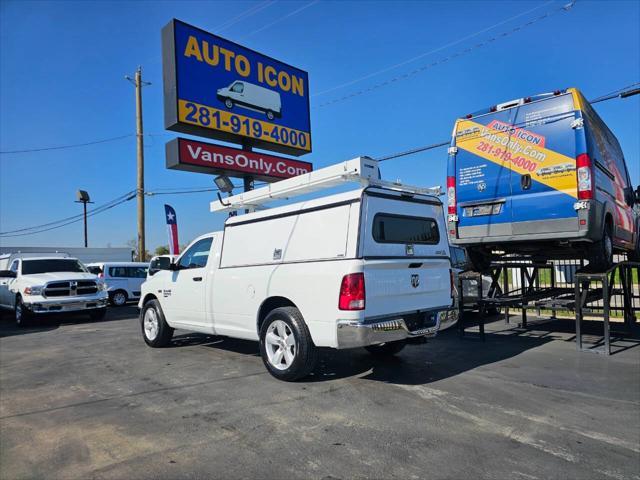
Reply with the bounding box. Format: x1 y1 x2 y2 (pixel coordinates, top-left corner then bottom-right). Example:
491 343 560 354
214 175 234 193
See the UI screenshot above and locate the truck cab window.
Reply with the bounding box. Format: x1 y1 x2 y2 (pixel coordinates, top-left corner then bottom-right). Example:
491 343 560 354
231 82 244 93
178 238 213 269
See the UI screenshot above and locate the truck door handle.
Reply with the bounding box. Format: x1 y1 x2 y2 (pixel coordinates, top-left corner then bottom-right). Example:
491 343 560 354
193 277 203 282
521 174 532 190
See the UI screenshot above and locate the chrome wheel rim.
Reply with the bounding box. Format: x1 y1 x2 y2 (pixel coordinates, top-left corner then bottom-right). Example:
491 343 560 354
113 292 126 306
143 308 159 340
265 320 296 371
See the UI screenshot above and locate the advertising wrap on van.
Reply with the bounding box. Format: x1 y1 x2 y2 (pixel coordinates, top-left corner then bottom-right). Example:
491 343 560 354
162 19 311 156
166 137 313 182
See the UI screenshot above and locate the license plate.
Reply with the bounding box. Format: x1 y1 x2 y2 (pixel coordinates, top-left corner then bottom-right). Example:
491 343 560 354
464 203 502 217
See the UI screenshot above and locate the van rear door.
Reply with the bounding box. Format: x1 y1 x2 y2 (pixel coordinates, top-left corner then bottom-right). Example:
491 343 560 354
359 190 452 319
508 93 578 235
453 108 514 239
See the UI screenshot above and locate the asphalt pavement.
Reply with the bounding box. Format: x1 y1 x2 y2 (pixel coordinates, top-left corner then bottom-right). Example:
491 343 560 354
1 307 639 479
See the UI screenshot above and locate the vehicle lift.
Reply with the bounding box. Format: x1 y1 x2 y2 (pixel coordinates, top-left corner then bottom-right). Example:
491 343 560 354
457 260 640 355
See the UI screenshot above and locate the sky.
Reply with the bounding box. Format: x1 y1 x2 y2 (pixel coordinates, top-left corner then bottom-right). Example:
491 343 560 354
1 0 639 252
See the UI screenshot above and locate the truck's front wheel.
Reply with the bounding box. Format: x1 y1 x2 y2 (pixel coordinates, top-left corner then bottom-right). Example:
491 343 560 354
141 300 174 347
259 307 317 381
15 295 33 327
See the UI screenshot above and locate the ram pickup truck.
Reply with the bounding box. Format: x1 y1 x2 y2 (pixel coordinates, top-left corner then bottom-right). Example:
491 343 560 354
139 157 457 381
0 255 108 326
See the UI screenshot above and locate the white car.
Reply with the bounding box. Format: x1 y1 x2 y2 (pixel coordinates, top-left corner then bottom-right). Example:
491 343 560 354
217 81 282 120
139 157 457 381
0 256 108 326
86 262 148 306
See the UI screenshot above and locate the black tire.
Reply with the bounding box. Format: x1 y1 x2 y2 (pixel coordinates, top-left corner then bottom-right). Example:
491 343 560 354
259 306 318 382
588 223 614 271
140 299 174 347
89 308 107 321
266 110 275 121
110 290 128 307
224 98 234 109
365 340 407 357
467 248 492 273
15 295 33 327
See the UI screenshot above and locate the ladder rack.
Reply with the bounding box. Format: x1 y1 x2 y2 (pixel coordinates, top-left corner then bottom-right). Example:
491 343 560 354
210 156 442 213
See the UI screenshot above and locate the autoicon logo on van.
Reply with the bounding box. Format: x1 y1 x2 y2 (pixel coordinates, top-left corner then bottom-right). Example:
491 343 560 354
411 274 420 288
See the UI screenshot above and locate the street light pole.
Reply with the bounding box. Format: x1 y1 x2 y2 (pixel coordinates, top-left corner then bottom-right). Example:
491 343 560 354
75 190 93 248
125 66 151 261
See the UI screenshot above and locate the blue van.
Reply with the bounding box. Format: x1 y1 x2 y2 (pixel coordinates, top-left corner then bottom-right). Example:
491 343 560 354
447 88 639 271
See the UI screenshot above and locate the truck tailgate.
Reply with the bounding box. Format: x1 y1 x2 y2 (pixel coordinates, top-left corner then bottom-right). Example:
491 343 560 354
364 258 451 317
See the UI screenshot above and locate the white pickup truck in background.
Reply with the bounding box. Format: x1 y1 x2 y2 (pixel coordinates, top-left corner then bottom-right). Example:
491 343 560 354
139 158 457 381
0 254 108 326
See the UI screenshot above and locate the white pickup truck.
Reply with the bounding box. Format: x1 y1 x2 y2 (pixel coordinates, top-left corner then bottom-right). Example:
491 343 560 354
0 254 108 326
139 158 457 381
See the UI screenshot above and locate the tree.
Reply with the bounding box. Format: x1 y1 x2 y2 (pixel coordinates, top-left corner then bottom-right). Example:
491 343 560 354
155 245 170 256
127 238 150 262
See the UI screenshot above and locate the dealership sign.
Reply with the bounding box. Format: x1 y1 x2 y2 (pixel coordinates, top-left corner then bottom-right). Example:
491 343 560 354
166 138 313 182
162 19 311 156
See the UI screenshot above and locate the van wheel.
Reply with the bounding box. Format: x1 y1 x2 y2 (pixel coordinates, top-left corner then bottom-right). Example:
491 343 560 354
467 248 492 273
224 98 234 109
141 300 173 347
110 290 127 307
266 110 275 121
588 224 614 271
259 307 318 381
15 295 33 327
365 340 407 357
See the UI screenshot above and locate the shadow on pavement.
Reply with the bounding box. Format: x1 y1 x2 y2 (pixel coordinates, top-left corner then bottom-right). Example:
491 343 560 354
0 305 139 338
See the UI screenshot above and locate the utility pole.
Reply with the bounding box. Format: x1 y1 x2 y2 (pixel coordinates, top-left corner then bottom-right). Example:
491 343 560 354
125 67 151 261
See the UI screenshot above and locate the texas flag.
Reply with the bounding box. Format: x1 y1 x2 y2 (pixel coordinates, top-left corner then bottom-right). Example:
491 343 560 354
164 204 179 256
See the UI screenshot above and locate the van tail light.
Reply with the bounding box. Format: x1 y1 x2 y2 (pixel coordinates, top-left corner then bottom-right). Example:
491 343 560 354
339 273 365 311
576 153 593 200
447 176 456 214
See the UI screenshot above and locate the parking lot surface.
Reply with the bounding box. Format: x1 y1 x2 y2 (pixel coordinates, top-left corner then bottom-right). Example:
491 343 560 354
1 307 639 480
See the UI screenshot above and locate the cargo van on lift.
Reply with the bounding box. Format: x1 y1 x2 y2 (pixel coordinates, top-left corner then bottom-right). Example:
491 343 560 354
139 158 457 381
447 88 639 271
217 81 282 121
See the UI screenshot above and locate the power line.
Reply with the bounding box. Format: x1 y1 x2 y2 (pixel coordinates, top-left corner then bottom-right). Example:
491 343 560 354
214 1 277 33
238 0 319 40
313 0 555 98
318 1 577 108
0 134 133 155
0 190 136 236
375 84 640 162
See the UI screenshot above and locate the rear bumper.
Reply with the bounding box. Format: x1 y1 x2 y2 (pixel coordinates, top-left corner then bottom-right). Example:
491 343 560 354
336 307 458 349
24 293 108 314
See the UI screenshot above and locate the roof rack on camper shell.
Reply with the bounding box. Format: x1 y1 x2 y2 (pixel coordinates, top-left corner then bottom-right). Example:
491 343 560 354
210 156 442 213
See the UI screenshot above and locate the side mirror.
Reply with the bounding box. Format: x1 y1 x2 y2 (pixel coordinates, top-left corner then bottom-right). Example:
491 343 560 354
0 270 17 278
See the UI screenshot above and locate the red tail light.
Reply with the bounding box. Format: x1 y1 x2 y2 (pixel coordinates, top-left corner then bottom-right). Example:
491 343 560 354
576 153 593 200
447 176 456 214
339 273 365 311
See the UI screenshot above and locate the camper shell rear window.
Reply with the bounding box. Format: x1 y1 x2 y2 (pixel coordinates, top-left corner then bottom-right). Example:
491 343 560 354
372 214 440 245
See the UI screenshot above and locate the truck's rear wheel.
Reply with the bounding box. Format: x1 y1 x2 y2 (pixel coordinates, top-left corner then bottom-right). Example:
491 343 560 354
588 223 614 271
365 340 407 357
259 307 317 381
15 295 33 327
141 299 173 347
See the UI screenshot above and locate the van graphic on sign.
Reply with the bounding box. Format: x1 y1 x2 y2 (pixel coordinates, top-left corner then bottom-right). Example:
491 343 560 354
217 81 282 120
